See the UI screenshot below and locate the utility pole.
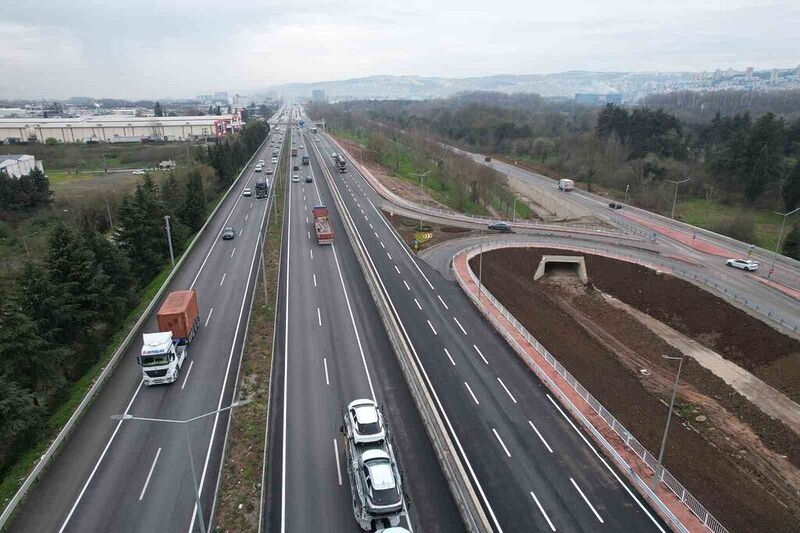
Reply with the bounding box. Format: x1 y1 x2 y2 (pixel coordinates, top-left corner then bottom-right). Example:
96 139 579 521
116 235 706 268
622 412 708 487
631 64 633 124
652 355 684 489
104 192 113 228
667 177 691 220
624 184 630 204
411 170 431 229
512 197 517 223
164 215 175 267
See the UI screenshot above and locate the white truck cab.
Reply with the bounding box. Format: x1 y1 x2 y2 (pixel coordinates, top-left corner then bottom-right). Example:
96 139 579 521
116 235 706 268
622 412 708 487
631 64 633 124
138 331 187 385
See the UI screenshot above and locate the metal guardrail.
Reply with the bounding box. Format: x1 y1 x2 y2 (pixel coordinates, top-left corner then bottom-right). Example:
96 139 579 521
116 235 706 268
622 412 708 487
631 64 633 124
455 243 729 533
0 135 271 530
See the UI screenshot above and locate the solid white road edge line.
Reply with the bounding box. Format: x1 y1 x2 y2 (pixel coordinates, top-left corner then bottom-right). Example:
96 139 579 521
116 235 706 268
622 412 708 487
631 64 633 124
546 394 664 531
59 381 145 532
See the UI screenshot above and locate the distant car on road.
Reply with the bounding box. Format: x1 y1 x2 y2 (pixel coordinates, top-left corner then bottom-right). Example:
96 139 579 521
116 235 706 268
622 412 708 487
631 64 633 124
293 164 299 171
221 226 235 240
292 174 300 183
243 188 252 197
132 169 146 175
488 222 513 233
608 202 624 209
265 167 273 175
255 165 262 172
726 258 759 271
305 175 313 183
484 156 491 162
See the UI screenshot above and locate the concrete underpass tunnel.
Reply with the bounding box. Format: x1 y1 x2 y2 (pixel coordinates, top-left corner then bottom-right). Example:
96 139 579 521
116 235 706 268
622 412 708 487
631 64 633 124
534 255 588 284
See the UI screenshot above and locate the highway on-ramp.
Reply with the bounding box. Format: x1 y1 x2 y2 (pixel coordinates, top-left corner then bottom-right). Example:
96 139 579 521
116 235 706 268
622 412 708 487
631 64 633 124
10 110 286 533
262 113 461 532
299 112 668 532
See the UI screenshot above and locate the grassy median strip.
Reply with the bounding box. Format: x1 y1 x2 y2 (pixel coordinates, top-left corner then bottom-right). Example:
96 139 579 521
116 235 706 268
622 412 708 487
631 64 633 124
214 136 287 532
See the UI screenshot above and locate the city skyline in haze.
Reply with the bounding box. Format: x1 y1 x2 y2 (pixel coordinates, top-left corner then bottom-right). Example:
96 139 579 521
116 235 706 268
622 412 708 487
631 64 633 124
3 0 799 99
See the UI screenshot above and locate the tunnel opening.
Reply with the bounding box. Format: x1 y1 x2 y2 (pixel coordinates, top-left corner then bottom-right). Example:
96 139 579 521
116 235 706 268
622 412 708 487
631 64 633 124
534 255 588 285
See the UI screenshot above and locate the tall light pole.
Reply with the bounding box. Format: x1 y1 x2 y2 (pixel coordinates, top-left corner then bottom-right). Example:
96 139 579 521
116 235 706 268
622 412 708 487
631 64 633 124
411 170 431 229
774 207 800 254
666 178 691 220
164 215 175 267
110 399 251 533
652 355 684 489
22 230 43 259
624 184 630 204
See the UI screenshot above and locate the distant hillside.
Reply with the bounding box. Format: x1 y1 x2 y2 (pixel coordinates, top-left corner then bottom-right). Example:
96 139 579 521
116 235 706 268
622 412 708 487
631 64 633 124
265 67 800 102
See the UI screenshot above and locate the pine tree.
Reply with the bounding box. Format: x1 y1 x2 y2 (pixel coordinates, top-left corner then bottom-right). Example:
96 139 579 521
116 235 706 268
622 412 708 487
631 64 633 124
116 176 168 281
17 262 78 346
0 297 65 393
0 375 45 473
782 161 800 211
181 169 207 232
45 224 111 335
783 224 800 260
85 231 136 316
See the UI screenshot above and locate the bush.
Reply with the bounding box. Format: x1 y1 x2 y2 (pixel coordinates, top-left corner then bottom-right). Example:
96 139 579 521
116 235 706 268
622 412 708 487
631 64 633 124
45 138 59 145
782 224 800 260
711 214 757 243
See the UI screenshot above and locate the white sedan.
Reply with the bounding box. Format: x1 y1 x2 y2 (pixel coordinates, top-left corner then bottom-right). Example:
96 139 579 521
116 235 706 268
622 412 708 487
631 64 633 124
726 258 759 271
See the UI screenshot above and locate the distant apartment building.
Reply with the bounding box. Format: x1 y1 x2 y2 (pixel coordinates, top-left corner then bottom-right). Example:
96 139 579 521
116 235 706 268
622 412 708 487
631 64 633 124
0 114 243 144
0 154 43 178
574 93 623 105
312 90 327 103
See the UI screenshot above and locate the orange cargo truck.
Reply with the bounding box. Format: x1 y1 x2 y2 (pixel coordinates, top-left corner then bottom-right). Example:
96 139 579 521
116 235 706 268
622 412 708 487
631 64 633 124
313 206 334 244
156 290 200 345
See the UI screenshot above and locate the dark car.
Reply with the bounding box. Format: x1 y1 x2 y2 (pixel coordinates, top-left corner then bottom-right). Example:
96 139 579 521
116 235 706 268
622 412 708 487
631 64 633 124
488 222 512 233
305 175 313 183
608 202 624 209
221 226 235 240
484 156 491 162
293 164 299 171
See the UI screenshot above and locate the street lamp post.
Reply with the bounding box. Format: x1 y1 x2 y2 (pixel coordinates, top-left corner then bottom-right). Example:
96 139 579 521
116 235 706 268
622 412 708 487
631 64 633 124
164 215 175 267
110 399 251 533
624 184 630 204
666 178 691 220
774 207 800 254
410 170 431 229
652 355 684 489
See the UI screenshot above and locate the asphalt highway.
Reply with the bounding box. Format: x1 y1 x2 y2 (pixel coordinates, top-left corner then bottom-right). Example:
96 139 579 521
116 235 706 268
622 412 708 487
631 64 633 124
10 108 286 533
262 114 461 532
300 114 669 532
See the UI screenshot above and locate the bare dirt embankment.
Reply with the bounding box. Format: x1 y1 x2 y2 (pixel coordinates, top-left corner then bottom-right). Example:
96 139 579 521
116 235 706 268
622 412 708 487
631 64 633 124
472 247 800 533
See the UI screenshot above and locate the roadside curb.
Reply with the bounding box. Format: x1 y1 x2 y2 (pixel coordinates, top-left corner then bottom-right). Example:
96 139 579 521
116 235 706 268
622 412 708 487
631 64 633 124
0 134 271 529
451 245 726 533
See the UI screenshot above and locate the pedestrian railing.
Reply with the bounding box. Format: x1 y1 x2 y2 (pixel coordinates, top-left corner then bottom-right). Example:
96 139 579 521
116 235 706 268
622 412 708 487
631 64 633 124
456 243 730 533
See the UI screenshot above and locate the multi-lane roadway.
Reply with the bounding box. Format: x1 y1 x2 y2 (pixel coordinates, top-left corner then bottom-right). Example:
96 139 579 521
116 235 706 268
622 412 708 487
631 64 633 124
267 108 669 532
262 117 461 531
10 109 286 533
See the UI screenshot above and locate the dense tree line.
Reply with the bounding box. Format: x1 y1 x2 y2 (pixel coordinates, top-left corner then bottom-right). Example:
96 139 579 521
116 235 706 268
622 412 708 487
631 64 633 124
320 92 800 257
0 168 53 212
643 90 800 121
195 121 269 191
0 124 265 478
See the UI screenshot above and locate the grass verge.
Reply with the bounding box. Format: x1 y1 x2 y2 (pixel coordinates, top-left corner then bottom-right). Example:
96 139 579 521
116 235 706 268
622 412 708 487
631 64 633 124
213 136 286 531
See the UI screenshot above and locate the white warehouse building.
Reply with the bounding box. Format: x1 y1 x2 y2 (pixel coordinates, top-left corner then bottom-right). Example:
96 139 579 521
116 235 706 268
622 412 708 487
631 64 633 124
0 114 243 144
0 154 43 178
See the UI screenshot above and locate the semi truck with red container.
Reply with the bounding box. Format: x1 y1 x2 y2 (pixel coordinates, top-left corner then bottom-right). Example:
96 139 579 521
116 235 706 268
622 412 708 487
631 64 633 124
138 290 200 386
313 206 333 244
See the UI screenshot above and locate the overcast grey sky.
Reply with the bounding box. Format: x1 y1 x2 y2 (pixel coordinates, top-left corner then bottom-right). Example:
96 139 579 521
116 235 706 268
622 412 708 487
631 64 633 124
2 0 798 99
